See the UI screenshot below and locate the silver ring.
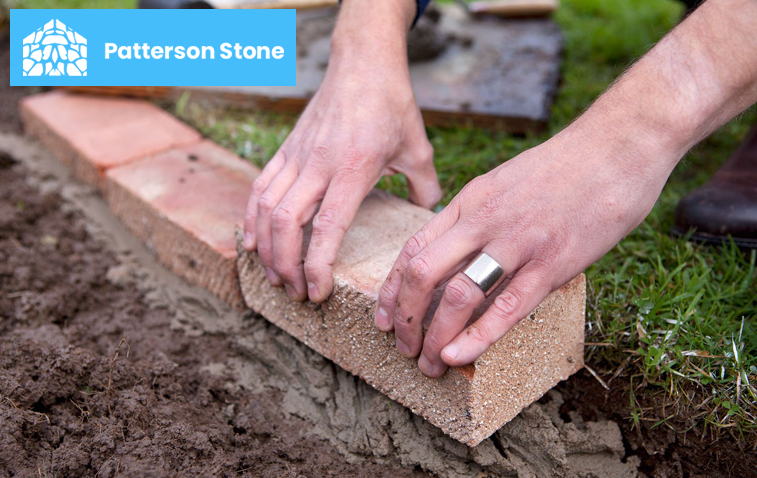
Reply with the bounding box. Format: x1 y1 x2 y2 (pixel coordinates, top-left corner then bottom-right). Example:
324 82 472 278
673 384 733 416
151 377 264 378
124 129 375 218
462 252 505 296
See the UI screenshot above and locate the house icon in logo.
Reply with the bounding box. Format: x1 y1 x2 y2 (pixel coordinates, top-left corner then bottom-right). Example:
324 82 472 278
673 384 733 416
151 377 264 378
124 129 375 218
22 19 87 77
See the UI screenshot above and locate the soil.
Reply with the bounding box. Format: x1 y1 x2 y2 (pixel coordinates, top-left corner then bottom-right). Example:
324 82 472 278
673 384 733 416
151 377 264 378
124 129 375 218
556 370 757 478
0 147 432 477
1 35 753 478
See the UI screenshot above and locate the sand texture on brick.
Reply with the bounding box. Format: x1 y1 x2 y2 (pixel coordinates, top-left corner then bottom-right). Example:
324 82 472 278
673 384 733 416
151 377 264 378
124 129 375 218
20 91 200 186
105 140 259 307
236 189 585 445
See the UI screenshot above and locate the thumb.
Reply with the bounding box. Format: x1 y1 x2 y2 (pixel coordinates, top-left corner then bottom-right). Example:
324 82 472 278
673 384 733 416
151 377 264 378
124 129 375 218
405 159 442 209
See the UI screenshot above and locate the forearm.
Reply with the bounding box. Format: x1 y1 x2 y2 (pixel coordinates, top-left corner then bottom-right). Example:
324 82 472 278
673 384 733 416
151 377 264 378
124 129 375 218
567 0 757 178
331 0 416 66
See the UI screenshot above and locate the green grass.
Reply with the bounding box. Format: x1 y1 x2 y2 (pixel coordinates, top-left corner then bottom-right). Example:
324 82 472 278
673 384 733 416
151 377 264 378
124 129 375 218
15 0 757 440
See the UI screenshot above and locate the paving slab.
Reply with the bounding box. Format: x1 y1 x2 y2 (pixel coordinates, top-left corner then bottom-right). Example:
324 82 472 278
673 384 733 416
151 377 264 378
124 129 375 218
236 190 585 446
105 140 259 308
20 91 201 187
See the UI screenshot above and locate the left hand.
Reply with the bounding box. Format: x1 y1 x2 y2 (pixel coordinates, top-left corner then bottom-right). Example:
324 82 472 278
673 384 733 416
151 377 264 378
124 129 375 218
374 120 674 378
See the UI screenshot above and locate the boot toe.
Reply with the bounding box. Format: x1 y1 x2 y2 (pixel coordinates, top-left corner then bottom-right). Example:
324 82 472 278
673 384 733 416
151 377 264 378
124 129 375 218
674 182 757 246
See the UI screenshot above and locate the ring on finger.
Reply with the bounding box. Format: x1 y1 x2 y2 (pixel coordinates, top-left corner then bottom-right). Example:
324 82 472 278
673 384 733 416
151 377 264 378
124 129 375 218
462 252 505 296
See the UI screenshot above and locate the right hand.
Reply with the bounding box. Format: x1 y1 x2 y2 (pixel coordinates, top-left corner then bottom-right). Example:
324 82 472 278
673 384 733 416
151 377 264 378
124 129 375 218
242 33 441 304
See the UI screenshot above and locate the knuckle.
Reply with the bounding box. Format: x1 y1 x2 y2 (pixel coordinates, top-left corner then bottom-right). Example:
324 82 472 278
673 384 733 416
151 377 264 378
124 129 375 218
492 291 521 321
414 140 434 165
403 232 427 258
465 324 491 346
406 256 432 288
423 333 444 353
257 192 278 214
273 263 298 282
313 207 345 234
444 278 476 310
303 258 325 279
393 314 414 335
271 204 296 230
251 176 268 196
379 274 400 301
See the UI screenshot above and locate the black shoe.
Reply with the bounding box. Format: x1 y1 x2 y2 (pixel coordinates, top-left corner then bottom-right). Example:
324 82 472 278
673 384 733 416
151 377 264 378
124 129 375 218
672 126 757 249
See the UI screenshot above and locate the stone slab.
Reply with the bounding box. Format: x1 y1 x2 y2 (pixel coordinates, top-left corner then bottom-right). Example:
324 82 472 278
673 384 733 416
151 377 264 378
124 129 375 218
105 140 259 308
236 189 585 446
20 91 201 187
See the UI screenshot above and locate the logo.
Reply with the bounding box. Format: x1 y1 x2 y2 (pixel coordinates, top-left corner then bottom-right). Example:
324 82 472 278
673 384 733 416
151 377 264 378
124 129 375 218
22 19 87 77
12 9 295 87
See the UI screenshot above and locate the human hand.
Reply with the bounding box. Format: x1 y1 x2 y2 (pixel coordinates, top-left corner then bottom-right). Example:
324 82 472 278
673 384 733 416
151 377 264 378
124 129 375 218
374 115 680 378
242 6 441 303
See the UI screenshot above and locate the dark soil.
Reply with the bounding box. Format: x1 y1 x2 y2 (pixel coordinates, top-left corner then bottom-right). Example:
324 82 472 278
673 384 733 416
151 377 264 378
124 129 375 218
554 367 757 478
0 158 429 476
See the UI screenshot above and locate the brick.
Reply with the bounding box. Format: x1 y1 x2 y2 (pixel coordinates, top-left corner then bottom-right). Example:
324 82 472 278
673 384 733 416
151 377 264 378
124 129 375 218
236 189 585 446
106 140 259 308
20 91 201 187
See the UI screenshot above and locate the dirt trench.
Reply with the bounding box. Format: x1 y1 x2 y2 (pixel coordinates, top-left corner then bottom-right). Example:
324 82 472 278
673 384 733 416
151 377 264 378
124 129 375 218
0 133 640 477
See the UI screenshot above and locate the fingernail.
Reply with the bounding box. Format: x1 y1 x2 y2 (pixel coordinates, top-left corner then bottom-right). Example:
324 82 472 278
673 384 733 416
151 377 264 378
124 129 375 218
307 282 318 299
396 338 411 356
284 284 297 299
375 307 390 329
243 231 254 249
265 267 278 284
418 354 434 376
443 344 459 361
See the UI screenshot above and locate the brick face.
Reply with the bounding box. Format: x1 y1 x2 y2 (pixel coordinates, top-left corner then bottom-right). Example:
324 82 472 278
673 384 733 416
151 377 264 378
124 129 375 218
106 140 260 308
236 190 586 446
21 91 201 187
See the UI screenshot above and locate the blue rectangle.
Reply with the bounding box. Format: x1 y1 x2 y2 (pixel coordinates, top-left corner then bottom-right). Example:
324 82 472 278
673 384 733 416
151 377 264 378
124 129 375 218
11 9 296 86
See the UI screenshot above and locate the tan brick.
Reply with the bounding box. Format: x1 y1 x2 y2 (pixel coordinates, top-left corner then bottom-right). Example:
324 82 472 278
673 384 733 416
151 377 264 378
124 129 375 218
236 190 585 446
20 91 201 187
106 140 259 308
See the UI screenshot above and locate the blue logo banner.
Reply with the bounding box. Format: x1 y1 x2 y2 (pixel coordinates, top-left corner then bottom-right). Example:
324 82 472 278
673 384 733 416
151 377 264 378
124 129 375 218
10 9 296 86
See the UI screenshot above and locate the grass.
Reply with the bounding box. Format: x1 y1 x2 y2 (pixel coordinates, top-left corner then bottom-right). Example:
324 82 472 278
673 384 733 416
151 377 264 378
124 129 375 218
14 0 757 442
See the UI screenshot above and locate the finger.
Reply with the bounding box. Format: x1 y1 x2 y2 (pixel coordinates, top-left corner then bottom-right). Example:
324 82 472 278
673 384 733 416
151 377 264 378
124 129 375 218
405 155 442 210
417 272 484 378
303 178 371 303
418 248 519 378
271 170 328 301
256 160 300 287
375 204 460 333
392 227 480 359
441 262 551 367
243 151 286 251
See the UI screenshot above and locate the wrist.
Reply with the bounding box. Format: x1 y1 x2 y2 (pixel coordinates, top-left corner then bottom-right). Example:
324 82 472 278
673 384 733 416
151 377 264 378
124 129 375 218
331 0 414 64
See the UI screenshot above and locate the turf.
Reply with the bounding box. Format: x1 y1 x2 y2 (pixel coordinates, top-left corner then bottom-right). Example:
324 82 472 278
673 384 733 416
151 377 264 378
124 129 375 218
13 0 757 440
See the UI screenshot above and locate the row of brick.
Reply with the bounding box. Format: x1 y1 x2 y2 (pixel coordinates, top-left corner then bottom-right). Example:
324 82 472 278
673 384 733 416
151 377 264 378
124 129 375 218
21 91 256 307
21 91 586 446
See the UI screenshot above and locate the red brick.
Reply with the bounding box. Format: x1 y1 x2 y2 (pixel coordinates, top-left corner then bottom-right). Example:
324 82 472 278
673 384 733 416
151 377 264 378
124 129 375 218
106 140 259 307
236 190 585 446
20 91 201 187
